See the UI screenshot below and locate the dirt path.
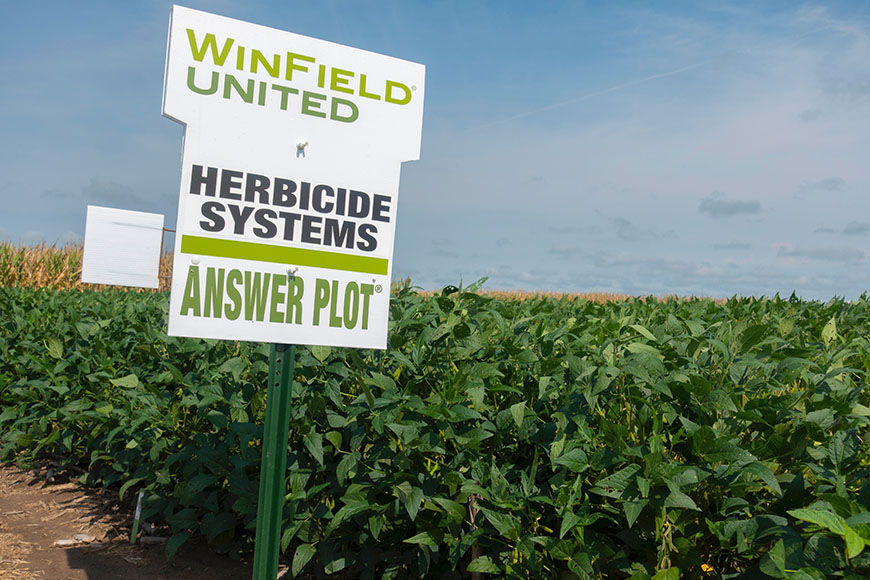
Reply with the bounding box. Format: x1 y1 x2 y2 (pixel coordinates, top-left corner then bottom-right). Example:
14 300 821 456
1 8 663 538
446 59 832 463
0 462 267 580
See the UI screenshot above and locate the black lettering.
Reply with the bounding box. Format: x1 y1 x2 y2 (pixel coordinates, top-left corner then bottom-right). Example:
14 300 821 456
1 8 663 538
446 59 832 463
253 208 278 239
301 214 322 244
228 204 254 235
274 179 297 207
357 223 377 252
220 170 243 200
372 194 391 223
323 219 354 248
299 182 310 210
245 173 271 203
348 190 370 218
190 165 218 196
335 188 347 216
279 211 302 241
200 201 225 232
312 184 335 213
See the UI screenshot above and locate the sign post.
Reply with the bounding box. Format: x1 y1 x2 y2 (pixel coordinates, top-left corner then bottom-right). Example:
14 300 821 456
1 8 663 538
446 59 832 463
162 5 425 578
253 343 295 578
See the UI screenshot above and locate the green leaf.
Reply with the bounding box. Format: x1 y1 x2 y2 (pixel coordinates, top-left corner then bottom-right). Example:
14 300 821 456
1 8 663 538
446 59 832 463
433 497 466 523
119 477 145 501
217 357 246 380
395 482 424 522
624 499 648 528
651 567 679 580
789 569 827 580
664 485 699 511
110 374 139 389
292 543 317 577
822 316 838 345
45 337 63 359
560 511 583 538
843 524 865 560
480 506 521 540
770 539 787 575
469 362 502 379
166 531 191 559
553 448 588 472
630 324 657 342
311 345 331 363
303 431 324 466
206 409 227 429
467 555 501 573
743 461 783 497
510 401 526 428
404 531 440 547
200 511 236 542
788 508 846 535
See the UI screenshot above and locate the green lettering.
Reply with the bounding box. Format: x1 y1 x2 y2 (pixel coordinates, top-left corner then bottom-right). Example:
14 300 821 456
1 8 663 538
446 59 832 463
224 269 242 320
286 277 304 324
244 271 271 321
203 267 224 318
329 280 343 328
285 52 315 82
358 74 381 100
269 275 286 323
187 66 219 95
223 74 255 103
330 67 354 94
180 265 201 317
360 283 375 330
186 29 235 65
301 91 327 118
271 84 299 110
330 98 359 123
385 80 412 105
313 278 330 326
343 282 359 329
252 49 280 78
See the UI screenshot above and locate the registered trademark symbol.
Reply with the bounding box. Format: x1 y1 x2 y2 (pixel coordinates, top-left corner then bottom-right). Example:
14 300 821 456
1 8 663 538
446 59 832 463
412 85 417 91
375 284 383 294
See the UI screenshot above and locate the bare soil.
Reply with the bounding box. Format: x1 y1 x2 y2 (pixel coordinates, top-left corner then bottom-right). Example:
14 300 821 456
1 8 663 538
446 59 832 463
0 462 269 580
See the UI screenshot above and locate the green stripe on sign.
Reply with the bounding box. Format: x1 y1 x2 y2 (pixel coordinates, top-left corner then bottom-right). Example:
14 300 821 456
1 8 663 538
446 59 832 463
180 235 389 275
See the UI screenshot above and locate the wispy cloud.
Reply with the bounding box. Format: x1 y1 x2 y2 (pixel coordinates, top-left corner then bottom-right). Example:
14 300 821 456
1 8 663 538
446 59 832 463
778 246 864 261
21 230 46 245
699 192 761 218
843 221 870 235
431 239 459 258
61 231 83 245
548 244 582 257
815 226 839 234
712 241 752 250
82 177 143 205
796 176 845 198
549 225 599 234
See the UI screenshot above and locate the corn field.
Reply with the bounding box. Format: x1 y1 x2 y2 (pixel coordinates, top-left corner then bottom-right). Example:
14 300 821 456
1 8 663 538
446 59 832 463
0 243 633 301
0 242 173 292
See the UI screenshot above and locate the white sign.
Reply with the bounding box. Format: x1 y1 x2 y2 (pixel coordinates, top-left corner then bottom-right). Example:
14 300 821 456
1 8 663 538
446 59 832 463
162 5 424 349
81 206 164 288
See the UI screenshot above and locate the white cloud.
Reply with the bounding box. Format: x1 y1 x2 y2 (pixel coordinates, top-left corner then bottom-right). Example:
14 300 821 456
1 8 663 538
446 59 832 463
21 230 45 245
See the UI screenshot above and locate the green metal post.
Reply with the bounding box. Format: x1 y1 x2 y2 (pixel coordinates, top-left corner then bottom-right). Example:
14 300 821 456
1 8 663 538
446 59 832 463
252 343 296 579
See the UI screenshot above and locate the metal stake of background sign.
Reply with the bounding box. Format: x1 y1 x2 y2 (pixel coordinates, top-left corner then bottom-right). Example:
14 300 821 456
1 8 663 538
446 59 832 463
252 343 296 579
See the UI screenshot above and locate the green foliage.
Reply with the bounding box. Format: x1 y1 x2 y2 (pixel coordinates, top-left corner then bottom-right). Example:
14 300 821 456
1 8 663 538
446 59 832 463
2 286 870 579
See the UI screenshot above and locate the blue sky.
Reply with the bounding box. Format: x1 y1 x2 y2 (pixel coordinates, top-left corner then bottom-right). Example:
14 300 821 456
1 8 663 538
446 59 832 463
2 1 869 299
